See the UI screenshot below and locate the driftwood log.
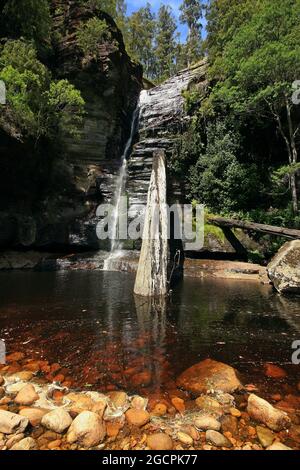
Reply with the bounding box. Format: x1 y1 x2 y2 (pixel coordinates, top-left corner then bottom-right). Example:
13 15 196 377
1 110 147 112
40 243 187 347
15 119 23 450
208 216 300 240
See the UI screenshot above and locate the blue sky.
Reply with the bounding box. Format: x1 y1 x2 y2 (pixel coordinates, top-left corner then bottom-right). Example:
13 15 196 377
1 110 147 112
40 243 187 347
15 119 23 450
126 1 207 42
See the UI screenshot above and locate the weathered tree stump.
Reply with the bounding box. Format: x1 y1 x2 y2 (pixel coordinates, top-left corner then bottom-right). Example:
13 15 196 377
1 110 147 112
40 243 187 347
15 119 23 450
134 150 168 297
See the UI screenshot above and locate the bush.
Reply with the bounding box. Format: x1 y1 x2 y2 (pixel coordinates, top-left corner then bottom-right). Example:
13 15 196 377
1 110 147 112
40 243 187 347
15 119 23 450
188 121 261 213
0 40 84 140
1 0 51 48
77 18 111 58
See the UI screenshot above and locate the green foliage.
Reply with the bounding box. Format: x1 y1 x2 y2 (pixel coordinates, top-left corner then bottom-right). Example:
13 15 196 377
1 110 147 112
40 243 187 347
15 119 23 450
44 80 85 138
170 123 203 177
188 121 261 213
205 0 300 138
206 0 260 67
203 0 300 215
77 18 111 57
179 0 204 66
87 0 117 17
0 0 51 47
272 163 300 184
154 5 178 82
0 40 84 140
126 3 156 79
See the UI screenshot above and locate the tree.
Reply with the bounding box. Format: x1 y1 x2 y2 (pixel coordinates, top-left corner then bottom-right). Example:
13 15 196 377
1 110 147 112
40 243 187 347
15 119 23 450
126 4 156 79
206 0 300 213
205 0 259 66
155 5 178 82
0 0 51 47
77 18 111 58
0 40 84 141
179 0 204 66
88 0 117 17
189 121 260 213
87 0 127 28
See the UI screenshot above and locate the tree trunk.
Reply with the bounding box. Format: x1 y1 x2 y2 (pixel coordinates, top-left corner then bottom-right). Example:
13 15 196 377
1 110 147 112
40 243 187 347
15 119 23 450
285 94 298 213
207 216 300 239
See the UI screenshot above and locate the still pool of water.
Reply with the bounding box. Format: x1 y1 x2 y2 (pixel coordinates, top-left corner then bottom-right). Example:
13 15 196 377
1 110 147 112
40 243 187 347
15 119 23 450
0 271 300 395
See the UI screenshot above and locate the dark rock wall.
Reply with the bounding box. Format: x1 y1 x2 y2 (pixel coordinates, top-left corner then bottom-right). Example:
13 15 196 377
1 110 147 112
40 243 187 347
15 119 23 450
0 1 142 250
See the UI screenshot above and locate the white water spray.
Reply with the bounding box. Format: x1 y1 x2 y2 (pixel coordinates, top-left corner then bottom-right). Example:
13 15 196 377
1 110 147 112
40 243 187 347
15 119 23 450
103 104 140 270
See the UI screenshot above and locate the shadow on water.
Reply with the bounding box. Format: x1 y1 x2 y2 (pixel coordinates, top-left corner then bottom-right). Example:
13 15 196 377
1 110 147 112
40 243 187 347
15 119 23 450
0 270 299 394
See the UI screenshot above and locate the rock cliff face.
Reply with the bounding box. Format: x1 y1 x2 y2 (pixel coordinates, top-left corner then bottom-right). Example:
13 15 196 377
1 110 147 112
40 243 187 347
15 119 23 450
127 61 208 217
0 1 142 250
51 1 142 183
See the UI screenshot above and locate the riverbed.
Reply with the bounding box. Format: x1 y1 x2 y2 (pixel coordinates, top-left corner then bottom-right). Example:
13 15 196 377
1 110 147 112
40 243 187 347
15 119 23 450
1 271 299 396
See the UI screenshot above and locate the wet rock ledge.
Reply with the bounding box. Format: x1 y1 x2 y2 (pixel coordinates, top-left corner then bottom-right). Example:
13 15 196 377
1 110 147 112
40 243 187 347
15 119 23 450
0 355 299 451
0 250 269 284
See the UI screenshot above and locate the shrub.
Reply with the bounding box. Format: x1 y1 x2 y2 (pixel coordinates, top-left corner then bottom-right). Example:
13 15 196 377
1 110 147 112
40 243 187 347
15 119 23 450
188 121 261 213
0 40 84 140
77 18 111 58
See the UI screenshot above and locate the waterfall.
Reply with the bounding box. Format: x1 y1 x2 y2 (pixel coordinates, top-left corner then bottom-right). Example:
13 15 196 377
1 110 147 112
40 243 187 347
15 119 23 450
103 103 140 271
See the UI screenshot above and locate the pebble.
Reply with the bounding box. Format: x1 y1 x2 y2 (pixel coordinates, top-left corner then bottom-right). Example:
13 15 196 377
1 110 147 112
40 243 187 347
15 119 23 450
147 433 173 450
108 391 128 408
106 421 123 438
267 442 292 450
6 433 25 449
181 425 200 441
41 409 73 434
221 415 238 435
9 371 34 382
195 396 223 416
152 403 167 416
264 363 287 379
171 397 185 414
230 407 241 418
177 431 193 445
206 430 232 448
247 394 291 431
48 439 62 450
10 437 37 450
14 384 39 406
125 409 150 427
67 411 106 448
19 408 48 426
194 415 221 431
131 396 148 411
0 410 29 434
256 426 275 448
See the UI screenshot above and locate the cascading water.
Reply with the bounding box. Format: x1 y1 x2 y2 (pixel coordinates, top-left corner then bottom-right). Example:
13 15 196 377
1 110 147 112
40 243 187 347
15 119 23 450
103 103 140 271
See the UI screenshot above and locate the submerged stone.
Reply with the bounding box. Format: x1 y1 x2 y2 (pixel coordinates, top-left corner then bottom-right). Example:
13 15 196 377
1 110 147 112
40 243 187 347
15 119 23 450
206 430 232 448
194 415 221 431
147 433 173 450
177 359 242 394
247 394 291 431
256 426 275 448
